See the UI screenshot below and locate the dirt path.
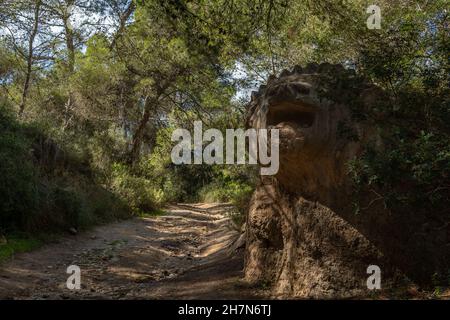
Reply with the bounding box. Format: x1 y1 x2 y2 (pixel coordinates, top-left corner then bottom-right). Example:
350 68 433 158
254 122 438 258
0 204 264 300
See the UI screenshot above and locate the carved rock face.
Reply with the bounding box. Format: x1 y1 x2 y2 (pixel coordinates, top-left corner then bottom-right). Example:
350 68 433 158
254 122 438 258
247 64 355 196
244 64 449 298
243 64 387 298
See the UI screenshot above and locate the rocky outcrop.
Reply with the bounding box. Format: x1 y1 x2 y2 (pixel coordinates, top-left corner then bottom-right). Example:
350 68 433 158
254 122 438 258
244 63 449 298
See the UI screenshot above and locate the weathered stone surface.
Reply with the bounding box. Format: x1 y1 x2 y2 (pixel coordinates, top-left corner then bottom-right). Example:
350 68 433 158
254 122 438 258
244 64 449 298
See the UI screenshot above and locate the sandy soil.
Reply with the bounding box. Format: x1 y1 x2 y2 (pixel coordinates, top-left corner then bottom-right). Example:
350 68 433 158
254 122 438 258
0 203 265 300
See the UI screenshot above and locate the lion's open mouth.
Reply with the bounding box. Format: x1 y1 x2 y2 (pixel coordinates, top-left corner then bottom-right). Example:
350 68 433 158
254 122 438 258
265 103 317 154
267 102 316 129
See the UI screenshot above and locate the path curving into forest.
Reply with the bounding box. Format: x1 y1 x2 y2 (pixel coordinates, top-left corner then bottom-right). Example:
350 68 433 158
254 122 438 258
0 204 264 300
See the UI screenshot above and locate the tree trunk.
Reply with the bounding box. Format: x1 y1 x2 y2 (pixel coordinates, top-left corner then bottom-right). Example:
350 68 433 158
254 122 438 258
128 78 174 165
63 13 75 73
62 0 76 129
129 96 155 166
19 0 41 117
110 1 136 50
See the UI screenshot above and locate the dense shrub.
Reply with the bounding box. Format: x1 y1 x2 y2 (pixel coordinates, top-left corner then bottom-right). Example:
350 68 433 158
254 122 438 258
348 129 450 215
198 167 256 227
0 105 132 234
0 105 39 232
110 163 158 214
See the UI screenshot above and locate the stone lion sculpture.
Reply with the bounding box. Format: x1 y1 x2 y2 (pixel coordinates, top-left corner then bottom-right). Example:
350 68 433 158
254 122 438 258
244 63 449 298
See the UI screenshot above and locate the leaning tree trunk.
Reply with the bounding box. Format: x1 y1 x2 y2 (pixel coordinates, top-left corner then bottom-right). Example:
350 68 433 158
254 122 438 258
128 91 165 166
19 0 41 117
129 98 153 166
128 78 174 165
61 1 76 129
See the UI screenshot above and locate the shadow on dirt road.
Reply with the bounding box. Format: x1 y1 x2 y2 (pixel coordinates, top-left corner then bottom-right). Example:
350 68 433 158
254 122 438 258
0 203 264 300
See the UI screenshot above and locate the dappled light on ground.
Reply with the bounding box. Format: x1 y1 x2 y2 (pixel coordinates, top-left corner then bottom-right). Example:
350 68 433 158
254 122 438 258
0 204 263 300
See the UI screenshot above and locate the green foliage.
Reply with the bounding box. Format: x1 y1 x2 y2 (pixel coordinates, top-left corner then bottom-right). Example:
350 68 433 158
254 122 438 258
0 105 39 232
198 166 256 222
0 237 42 263
139 209 167 218
0 104 132 235
349 129 450 214
0 42 16 78
198 178 253 228
110 163 159 214
305 1 450 216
